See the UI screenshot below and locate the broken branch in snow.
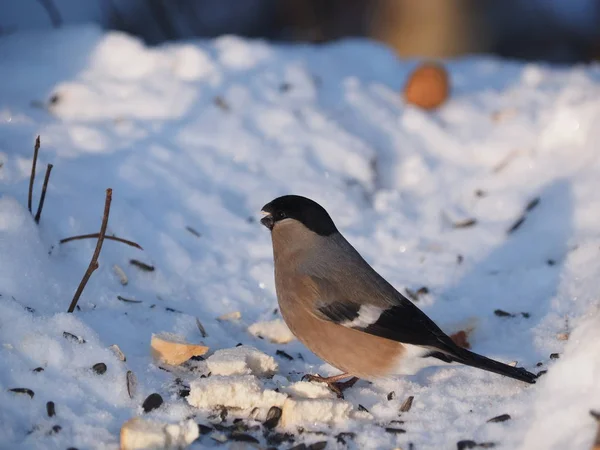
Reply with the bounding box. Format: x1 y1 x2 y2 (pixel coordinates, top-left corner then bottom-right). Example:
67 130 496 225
67 188 112 313
60 233 142 250
28 136 40 213
34 163 53 224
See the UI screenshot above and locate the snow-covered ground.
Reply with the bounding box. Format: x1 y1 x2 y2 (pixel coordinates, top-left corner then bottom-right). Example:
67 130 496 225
1 26 599 450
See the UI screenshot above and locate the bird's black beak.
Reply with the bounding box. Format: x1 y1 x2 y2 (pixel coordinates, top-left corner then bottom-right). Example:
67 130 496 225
260 212 274 230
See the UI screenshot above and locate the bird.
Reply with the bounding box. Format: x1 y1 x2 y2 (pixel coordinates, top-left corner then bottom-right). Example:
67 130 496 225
260 194 536 396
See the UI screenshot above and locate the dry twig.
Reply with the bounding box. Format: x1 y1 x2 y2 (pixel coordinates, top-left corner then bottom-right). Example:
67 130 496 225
28 136 40 213
60 233 142 250
34 163 53 224
67 189 112 313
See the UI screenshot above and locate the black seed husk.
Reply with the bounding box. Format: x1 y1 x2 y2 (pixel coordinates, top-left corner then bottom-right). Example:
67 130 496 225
142 393 163 413
92 363 107 375
9 388 34 398
487 414 511 423
264 406 282 429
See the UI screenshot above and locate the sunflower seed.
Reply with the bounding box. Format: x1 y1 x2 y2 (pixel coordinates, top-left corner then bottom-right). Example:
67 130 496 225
109 344 126 362
142 393 163 413
126 370 137 399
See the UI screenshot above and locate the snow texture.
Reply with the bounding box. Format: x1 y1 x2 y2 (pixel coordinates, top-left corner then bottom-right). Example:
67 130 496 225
1 25 600 449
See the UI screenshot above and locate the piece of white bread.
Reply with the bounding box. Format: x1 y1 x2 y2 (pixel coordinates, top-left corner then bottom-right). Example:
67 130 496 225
150 333 209 366
120 417 198 450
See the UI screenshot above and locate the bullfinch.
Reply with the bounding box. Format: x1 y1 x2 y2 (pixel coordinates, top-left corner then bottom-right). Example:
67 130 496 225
261 195 536 395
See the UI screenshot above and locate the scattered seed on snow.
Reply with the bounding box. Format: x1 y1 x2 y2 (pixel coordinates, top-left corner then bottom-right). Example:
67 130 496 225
126 370 137 399
385 427 406 434
276 349 294 360
109 344 126 362
400 395 414 412
264 406 283 429
46 401 56 417
196 318 207 338
452 218 478 229
9 388 34 398
63 332 86 344
117 295 142 304
185 226 202 237
112 264 128 285
92 363 107 375
142 393 163 413
387 391 395 401
487 414 511 423
129 259 155 272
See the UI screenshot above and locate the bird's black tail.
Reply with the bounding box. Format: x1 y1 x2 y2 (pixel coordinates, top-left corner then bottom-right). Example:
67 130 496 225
452 349 537 384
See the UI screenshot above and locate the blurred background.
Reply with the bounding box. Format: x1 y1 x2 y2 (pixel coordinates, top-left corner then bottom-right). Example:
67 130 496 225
1 0 599 62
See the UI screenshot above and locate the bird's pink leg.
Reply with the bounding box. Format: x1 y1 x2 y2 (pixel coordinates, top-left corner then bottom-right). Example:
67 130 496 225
302 373 359 398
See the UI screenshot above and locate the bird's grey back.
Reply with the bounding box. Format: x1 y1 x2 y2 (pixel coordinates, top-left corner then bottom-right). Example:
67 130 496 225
298 232 402 309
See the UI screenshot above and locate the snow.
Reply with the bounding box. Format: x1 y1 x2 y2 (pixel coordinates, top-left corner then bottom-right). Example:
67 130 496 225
1 24 600 449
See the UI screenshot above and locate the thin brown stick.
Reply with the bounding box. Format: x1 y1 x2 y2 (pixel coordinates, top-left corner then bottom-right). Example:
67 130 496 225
28 136 40 213
67 189 112 313
60 234 142 250
34 163 53 224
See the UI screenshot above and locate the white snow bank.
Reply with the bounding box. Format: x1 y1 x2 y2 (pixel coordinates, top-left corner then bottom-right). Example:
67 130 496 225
206 345 278 376
521 309 600 450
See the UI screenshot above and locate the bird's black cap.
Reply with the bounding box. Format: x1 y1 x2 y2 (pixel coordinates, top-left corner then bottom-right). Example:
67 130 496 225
261 195 338 236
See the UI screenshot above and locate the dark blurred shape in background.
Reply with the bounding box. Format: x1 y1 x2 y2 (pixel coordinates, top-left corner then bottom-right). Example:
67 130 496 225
2 0 600 62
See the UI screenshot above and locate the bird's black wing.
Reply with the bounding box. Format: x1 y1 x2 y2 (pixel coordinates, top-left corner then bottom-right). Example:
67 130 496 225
311 275 460 356
311 273 537 384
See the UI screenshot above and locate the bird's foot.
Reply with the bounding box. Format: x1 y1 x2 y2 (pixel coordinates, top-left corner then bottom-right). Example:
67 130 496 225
301 373 359 398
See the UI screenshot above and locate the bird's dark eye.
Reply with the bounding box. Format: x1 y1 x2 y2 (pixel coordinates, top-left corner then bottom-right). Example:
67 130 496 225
276 211 286 220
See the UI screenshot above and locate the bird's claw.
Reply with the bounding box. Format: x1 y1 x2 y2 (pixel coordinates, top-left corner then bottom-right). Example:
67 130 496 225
300 374 359 399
